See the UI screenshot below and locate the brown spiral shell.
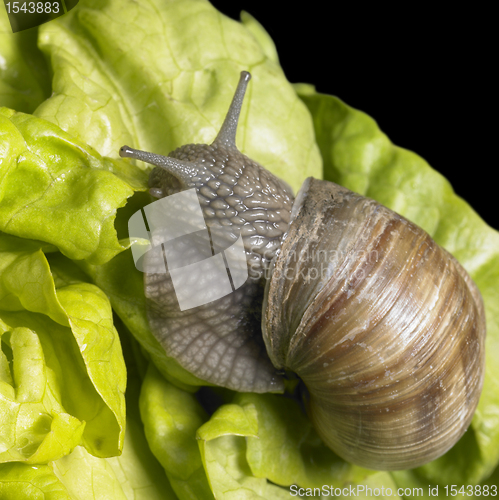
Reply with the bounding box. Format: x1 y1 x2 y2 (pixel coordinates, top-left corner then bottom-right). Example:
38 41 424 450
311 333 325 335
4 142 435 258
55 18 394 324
263 177 486 470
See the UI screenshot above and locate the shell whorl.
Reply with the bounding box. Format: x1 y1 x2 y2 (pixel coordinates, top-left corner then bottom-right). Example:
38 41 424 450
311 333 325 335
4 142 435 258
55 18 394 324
263 178 486 470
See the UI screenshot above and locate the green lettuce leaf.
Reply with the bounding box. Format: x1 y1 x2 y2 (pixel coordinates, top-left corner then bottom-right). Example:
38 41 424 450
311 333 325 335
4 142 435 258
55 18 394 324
50 335 176 500
0 247 172 497
50 439 176 500
105 334 177 500
198 436 290 499
196 401 289 499
50 447 130 500
34 0 321 192
140 364 214 500
0 462 71 499
0 9 50 113
0 108 147 265
296 86 499 485
0 423 176 500
234 393 373 488
196 393 400 499
392 466 499 500
240 11 279 64
0 235 126 462
0 324 85 464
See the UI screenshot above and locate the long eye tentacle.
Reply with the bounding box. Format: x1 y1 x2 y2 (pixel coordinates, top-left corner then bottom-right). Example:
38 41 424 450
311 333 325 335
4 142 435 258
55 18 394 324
119 145 203 187
213 71 251 148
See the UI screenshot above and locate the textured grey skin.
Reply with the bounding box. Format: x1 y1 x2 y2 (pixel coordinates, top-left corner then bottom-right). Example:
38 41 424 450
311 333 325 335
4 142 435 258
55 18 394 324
121 72 294 392
146 142 293 392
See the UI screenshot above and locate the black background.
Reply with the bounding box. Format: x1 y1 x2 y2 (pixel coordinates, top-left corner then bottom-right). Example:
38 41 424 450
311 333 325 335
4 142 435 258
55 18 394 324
210 2 496 230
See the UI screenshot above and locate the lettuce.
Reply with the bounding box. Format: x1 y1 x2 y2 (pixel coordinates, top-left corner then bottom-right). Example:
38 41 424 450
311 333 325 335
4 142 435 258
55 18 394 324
0 108 147 265
140 364 213 499
0 8 50 113
33 0 321 191
0 234 126 462
0 319 175 499
1 0 498 498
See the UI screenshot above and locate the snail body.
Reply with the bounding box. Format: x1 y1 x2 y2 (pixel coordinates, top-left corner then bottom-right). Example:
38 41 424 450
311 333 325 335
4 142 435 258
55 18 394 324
120 72 485 470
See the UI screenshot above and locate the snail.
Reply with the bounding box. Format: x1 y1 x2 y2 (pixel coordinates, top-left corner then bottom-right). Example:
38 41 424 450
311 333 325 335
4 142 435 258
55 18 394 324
119 71 486 471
